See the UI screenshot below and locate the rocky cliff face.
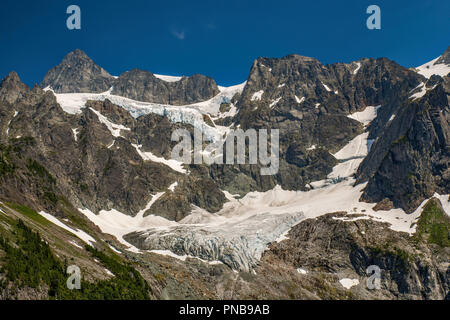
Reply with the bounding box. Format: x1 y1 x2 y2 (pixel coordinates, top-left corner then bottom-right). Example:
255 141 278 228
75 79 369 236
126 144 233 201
263 203 449 300
204 54 424 196
434 46 450 65
357 74 449 213
1 73 183 216
112 70 219 105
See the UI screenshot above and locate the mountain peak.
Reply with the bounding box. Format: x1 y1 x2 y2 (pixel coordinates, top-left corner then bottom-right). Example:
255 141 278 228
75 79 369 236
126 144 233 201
4 71 21 82
436 46 450 65
40 49 115 93
0 71 30 103
62 49 92 63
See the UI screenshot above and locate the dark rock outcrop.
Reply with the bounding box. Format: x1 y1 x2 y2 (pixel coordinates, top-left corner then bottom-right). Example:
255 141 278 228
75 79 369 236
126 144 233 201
40 49 115 93
357 76 449 213
0 71 30 104
111 69 219 105
264 206 449 300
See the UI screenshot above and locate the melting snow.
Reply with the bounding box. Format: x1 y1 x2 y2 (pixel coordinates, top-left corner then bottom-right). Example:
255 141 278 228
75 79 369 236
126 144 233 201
72 128 79 141
353 62 361 75
168 181 178 192
53 84 244 143
347 105 381 126
69 240 83 249
153 74 182 82
38 211 96 245
409 83 427 100
89 108 130 137
132 144 186 174
78 188 175 251
269 97 281 108
108 244 121 253
339 278 359 289
297 268 308 275
416 56 450 79
321 82 331 92
295 96 305 104
251 90 264 101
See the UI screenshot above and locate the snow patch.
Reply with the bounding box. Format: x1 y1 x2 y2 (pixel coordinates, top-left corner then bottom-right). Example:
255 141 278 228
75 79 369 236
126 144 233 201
104 269 114 276
269 97 281 108
416 56 450 79
78 190 175 251
69 240 83 249
154 74 182 82
295 96 305 104
38 211 96 245
132 144 187 174
251 90 264 101
72 128 79 141
353 62 361 75
347 105 380 126
297 268 308 275
321 82 331 92
108 244 121 254
168 181 178 192
339 278 359 289
89 108 130 137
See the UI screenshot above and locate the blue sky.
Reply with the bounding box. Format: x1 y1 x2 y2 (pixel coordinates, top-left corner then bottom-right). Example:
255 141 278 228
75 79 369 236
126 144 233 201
0 0 449 87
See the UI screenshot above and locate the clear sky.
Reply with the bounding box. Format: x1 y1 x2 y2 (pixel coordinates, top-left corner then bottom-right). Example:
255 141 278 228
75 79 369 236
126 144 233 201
0 0 449 87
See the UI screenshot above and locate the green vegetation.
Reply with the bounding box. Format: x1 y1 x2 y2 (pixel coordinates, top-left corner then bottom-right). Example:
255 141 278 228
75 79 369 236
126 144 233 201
415 198 450 247
0 219 151 300
0 220 63 292
26 158 56 184
0 145 15 176
25 158 58 204
369 246 413 273
5 203 50 226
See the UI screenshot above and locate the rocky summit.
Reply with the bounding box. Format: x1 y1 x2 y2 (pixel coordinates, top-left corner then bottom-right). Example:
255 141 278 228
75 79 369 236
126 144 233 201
0 47 449 300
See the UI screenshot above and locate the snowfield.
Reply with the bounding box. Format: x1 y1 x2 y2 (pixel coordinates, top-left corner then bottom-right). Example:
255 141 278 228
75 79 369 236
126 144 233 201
46 82 245 143
416 56 450 79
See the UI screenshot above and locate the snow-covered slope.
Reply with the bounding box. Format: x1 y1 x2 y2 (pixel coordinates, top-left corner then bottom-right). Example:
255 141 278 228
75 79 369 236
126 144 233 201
416 56 450 79
46 83 245 143
153 74 183 82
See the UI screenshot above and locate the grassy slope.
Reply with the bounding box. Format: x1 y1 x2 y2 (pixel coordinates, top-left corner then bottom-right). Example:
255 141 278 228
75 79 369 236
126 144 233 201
0 203 151 299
